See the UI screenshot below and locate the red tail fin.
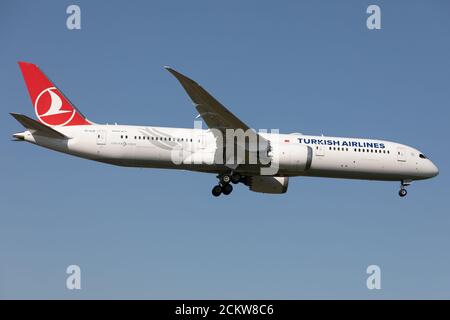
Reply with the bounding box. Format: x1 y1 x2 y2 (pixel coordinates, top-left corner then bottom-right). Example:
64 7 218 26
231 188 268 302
18 62 92 126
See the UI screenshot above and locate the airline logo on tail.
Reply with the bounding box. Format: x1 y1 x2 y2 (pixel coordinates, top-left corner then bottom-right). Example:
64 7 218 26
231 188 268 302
35 87 76 126
18 62 92 126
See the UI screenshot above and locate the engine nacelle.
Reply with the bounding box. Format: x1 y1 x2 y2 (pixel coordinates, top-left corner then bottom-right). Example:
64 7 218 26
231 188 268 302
248 176 289 194
270 143 312 172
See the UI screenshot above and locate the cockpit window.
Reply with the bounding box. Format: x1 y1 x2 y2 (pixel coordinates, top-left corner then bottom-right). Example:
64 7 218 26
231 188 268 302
419 154 427 159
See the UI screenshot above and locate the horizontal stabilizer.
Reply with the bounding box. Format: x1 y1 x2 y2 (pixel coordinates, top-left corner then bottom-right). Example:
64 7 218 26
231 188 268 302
10 113 68 139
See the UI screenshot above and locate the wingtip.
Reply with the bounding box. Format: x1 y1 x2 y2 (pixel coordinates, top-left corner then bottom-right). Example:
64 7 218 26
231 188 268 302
164 66 182 77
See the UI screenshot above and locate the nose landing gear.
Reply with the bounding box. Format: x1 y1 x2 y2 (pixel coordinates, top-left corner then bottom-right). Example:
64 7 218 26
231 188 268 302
399 179 412 197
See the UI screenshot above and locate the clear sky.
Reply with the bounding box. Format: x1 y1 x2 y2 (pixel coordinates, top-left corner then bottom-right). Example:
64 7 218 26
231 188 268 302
1 0 449 299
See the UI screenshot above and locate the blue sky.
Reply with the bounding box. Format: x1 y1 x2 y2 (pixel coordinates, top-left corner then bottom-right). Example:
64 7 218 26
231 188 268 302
1 0 449 299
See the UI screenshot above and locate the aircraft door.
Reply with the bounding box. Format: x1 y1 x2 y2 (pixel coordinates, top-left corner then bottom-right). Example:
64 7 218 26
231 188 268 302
397 147 406 162
96 130 107 145
316 144 325 156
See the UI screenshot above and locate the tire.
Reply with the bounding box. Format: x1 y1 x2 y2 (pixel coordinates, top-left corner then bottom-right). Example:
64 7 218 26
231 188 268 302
212 185 222 197
222 183 233 195
399 189 407 197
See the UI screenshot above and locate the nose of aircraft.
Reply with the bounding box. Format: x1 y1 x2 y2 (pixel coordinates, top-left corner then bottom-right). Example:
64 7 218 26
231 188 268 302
427 160 439 178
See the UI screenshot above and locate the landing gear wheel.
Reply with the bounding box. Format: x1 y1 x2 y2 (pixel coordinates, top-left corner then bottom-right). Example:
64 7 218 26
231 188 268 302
222 183 233 195
212 185 222 197
399 179 411 198
231 173 241 184
221 174 231 185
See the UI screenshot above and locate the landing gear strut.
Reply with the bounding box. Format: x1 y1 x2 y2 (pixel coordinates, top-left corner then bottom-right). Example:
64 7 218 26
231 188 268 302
399 179 411 197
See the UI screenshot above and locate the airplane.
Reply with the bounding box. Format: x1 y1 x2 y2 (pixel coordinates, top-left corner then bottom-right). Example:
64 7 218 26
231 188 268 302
11 62 438 197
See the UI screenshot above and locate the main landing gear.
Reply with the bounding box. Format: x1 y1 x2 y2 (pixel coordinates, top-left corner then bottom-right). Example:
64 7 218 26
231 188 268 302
399 179 412 197
211 172 243 197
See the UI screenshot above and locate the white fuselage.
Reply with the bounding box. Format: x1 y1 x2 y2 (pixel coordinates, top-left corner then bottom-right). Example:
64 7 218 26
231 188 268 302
19 124 439 182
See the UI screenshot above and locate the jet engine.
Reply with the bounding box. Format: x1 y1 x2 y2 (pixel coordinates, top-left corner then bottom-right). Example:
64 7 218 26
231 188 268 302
270 143 312 172
248 176 289 194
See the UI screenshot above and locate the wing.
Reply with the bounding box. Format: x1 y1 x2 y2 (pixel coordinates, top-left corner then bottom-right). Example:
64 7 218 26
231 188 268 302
165 67 270 169
164 67 252 131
